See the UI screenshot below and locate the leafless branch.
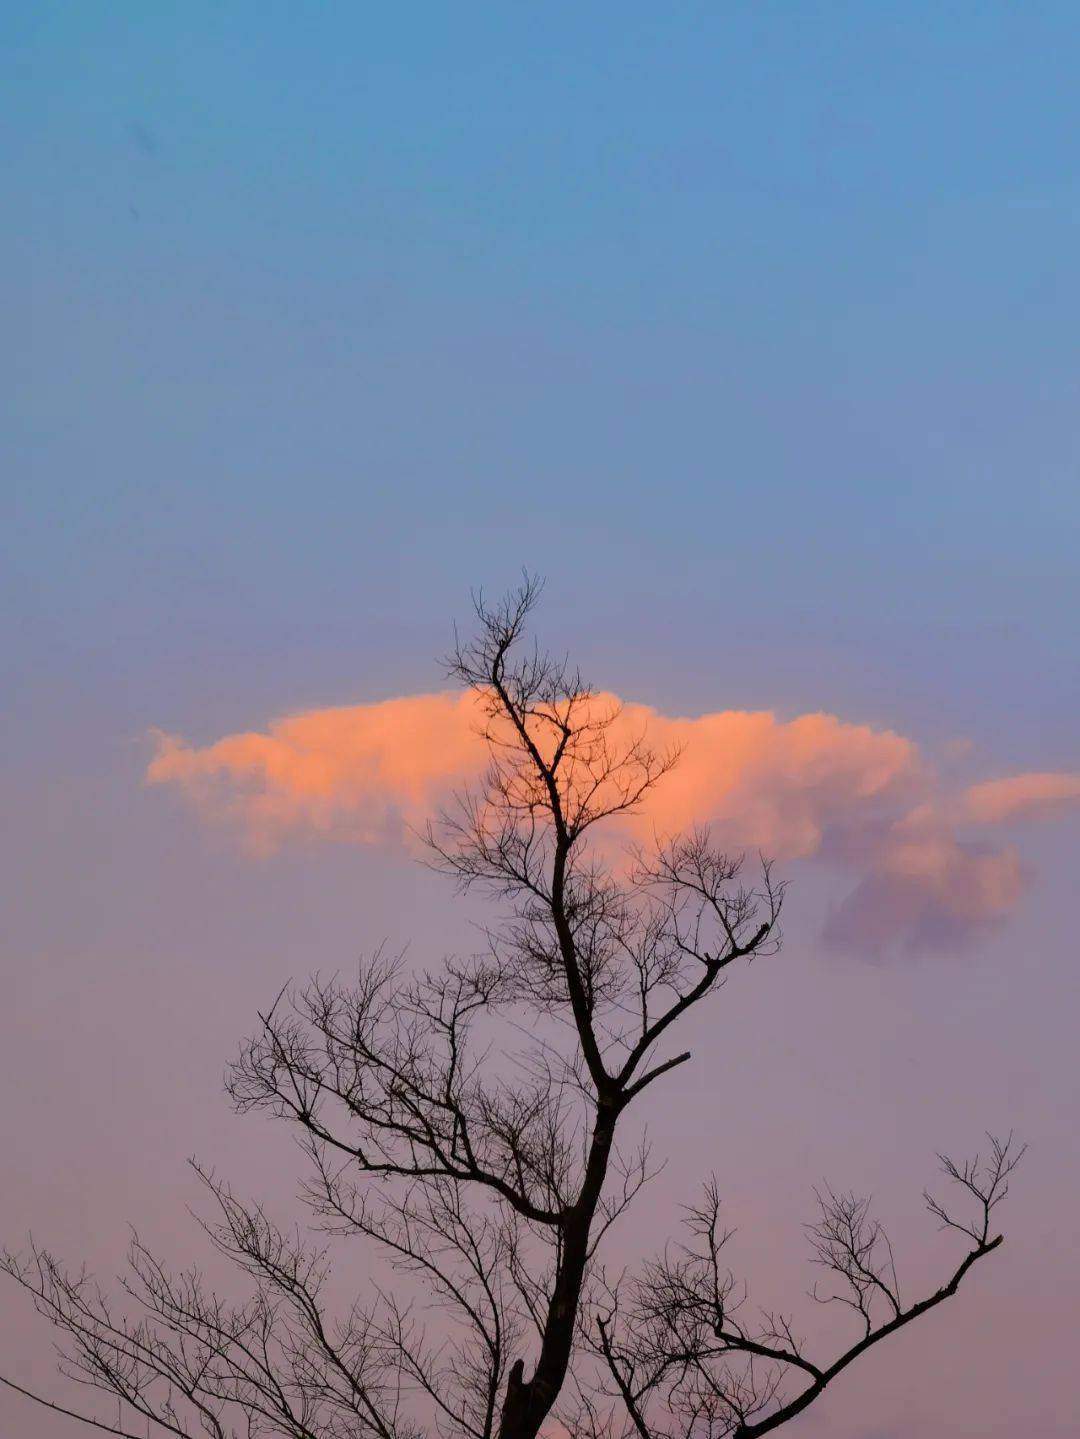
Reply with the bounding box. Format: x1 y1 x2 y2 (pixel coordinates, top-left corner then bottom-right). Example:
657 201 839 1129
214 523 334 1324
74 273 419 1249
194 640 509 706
594 1136 1025 1438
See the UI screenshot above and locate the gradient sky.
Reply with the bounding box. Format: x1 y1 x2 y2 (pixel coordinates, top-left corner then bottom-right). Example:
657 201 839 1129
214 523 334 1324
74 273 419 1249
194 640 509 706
3 5 1079 1438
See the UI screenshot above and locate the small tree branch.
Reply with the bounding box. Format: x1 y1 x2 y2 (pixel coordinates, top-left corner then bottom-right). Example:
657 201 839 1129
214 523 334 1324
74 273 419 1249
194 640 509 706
0 1373 161 1439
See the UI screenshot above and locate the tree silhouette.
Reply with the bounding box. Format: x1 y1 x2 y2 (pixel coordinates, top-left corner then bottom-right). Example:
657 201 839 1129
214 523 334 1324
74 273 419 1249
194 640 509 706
2 579 1022 1439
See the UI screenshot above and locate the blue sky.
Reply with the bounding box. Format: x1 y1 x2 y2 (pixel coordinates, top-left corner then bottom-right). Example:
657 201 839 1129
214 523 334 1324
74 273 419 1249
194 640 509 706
5 3 1079 755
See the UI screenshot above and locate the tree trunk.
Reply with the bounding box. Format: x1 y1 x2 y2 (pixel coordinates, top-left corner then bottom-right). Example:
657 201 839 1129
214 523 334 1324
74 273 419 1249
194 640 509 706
497 1108 616 1439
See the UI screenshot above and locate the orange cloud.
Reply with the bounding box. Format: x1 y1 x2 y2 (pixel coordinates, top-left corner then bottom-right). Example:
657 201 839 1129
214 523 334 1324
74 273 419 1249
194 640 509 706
148 691 1077 953
148 694 919 858
148 691 491 853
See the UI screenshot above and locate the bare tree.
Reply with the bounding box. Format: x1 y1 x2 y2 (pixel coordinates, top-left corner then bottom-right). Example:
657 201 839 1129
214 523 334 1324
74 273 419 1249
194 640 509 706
584 1135 1024 1439
2 579 1020 1439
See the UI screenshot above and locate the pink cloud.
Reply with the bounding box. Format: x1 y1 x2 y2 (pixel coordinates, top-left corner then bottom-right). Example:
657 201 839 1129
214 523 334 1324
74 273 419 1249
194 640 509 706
823 814 1026 955
963 771 1080 825
147 692 1077 954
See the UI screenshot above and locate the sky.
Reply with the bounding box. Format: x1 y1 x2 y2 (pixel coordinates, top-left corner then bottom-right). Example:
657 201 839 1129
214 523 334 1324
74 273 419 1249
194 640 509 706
2 4 1079 1437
